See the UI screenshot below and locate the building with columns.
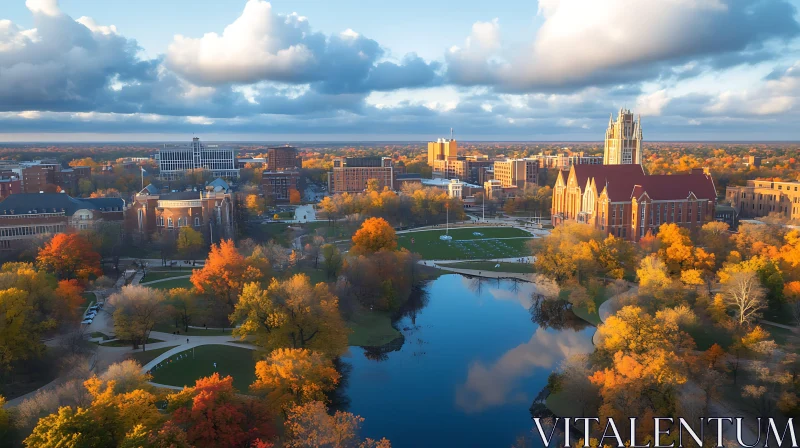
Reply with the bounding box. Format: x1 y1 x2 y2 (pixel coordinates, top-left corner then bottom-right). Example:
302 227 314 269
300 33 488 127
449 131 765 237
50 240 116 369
603 109 643 165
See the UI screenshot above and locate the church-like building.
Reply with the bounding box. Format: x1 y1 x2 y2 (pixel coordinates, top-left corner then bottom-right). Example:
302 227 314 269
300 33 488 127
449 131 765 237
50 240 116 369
551 109 718 241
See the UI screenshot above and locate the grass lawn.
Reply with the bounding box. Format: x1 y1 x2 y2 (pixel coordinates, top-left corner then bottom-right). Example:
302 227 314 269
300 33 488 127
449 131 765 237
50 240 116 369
141 270 194 283
397 227 535 260
79 293 94 308
149 344 258 392
437 261 534 273
90 332 110 340
571 287 610 326
293 267 328 285
347 308 401 347
130 345 179 366
687 323 734 350
146 277 193 290
154 322 234 336
764 325 799 346
99 337 163 347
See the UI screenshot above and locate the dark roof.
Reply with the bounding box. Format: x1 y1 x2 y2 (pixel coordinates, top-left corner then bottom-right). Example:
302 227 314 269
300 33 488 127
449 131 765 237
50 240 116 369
159 191 201 200
396 173 422 179
573 165 716 203
573 164 645 201
0 193 125 215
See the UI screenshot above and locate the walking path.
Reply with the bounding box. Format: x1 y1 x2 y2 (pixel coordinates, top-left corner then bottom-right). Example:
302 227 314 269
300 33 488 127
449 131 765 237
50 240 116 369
759 319 798 331
138 274 192 286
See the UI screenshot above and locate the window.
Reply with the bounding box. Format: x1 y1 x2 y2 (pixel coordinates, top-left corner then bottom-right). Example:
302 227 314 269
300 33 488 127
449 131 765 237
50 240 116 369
168 218 173 228
195 217 200 226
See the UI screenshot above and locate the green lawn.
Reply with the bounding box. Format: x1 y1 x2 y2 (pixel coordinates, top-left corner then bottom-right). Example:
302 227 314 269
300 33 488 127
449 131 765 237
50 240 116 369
145 277 193 290
347 308 401 347
149 344 258 392
397 227 535 260
687 323 734 350
764 325 799 346
130 345 179 366
437 261 534 273
154 322 234 336
293 267 328 285
141 270 194 283
99 338 163 347
570 287 610 326
79 293 95 308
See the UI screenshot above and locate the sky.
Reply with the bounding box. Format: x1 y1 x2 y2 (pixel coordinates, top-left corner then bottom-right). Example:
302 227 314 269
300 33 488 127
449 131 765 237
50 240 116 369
1 0 799 142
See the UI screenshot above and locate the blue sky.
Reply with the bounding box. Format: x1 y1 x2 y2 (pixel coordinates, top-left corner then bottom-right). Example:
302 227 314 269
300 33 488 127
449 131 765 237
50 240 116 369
1 0 799 141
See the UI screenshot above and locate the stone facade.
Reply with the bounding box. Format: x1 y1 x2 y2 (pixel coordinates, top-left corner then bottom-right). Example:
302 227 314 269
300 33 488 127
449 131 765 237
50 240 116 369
726 180 800 220
603 109 642 165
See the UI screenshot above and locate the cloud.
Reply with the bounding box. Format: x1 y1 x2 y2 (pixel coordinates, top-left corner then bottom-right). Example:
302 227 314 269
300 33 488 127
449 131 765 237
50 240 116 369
447 0 800 91
165 0 441 93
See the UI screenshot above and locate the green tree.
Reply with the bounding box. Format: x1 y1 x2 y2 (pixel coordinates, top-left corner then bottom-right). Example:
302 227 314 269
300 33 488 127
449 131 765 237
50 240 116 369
321 244 343 280
176 227 205 263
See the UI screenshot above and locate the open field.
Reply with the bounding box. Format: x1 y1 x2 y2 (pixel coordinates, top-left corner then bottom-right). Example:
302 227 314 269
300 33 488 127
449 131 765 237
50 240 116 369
397 227 534 260
437 261 534 274
141 270 194 283
149 344 258 392
146 277 193 290
153 323 234 336
130 346 179 366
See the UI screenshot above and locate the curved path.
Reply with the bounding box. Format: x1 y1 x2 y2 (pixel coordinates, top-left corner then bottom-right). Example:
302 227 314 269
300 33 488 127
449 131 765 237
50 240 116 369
138 274 192 286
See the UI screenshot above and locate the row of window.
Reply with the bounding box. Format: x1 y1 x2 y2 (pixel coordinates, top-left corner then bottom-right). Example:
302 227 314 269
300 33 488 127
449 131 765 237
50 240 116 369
0 224 66 237
157 216 201 228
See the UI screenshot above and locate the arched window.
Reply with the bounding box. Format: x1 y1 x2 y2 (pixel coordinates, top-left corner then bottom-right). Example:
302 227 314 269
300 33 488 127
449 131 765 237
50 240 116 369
168 217 173 228
194 217 200 226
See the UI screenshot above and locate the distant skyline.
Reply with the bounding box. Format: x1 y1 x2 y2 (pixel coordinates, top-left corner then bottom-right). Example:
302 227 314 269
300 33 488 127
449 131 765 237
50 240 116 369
1 0 799 141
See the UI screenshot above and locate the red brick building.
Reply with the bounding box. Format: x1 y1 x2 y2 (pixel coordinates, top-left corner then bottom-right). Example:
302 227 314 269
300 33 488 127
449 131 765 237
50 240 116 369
127 180 235 242
266 146 302 171
261 170 300 202
552 165 717 241
0 176 22 199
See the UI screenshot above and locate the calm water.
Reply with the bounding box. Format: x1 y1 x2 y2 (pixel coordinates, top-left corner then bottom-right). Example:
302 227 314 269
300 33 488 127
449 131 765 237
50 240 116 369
342 274 595 448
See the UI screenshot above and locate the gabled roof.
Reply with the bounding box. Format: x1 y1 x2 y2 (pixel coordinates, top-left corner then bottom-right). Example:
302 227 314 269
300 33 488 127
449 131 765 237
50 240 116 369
573 164 645 202
0 193 125 216
139 184 159 195
635 170 717 201
206 178 230 192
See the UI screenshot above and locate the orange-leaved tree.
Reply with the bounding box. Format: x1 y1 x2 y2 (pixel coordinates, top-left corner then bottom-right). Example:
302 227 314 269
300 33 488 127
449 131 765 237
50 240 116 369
251 348 340 412
190 239 263 313
167 373 275 448
351 217 396 255
37 233 102 281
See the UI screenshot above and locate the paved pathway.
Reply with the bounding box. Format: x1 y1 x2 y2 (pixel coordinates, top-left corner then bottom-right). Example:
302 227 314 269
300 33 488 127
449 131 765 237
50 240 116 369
138 274 192 286
759 319 798 331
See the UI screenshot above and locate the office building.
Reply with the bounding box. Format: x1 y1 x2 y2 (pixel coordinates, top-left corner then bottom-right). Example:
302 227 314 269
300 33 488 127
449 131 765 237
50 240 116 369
493 159 540 189
0 193 125 251
261 170 300 202
0 176 21 199
157 137 239 180
552 165 716 242
266 146 302 171
427 138 458 166
603 109 643 165
329 157 394 194
726 180 800 221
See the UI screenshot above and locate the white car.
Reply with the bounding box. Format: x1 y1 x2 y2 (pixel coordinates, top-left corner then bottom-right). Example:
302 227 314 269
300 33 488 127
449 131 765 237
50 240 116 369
81 318 93 325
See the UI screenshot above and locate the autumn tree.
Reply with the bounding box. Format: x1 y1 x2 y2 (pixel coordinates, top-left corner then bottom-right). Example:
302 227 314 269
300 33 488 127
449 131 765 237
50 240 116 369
351 217 397 255
176 227 204 263
0 287 52 373
246 194 267 217
108 285 165 350
165 288 197 333
251 348 340 412
191 239 262 313
166 373 275 448
322 244 343 280
37 233 102 281
721 270 766 326
285 401 390 448
231 276 349 356
289 188 302 205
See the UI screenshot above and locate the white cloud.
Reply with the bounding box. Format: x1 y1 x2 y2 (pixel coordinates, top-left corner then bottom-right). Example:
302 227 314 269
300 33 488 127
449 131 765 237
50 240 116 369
635 89 671 116
186 116 214 125
25 0 61 17
704 62 799 116
75 16 118 35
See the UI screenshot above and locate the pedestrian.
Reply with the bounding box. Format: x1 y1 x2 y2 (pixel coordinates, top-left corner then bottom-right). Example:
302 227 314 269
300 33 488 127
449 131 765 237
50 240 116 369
213 362 217 370
187 338 189 344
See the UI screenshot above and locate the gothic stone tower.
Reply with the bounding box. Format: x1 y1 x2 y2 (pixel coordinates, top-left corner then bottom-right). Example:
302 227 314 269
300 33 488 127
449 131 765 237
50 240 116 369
603 108 642 165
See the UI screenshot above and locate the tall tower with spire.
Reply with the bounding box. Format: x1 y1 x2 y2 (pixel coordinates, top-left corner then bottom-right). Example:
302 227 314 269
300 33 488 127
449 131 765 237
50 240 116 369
603 109 642 165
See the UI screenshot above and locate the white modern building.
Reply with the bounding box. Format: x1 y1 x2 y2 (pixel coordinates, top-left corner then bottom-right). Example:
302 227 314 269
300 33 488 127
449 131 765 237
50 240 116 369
157 137 239 180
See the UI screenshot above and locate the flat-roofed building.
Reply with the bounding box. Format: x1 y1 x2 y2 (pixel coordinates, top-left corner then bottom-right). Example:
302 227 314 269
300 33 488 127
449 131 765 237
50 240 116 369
427 138 458 165
266 146 302 171
726 179 800 220
261 170 300 202
158 137 239 180
493 159 540 188
329 157 394 194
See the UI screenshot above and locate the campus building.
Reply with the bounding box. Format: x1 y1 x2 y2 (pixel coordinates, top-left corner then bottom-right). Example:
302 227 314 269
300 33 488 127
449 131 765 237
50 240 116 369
157 137 239 180
261 170 300 202
492 159 540 188
427 137 458 166
127 178 235 242
603 108 643 165
266 146 302 171
532 152 604 171
328 157 394 194
0 193 125 251
552 165 717 242
725 180 800 220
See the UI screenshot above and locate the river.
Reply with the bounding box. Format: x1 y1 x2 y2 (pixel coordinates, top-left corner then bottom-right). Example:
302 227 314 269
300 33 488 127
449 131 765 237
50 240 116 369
342 274 595 447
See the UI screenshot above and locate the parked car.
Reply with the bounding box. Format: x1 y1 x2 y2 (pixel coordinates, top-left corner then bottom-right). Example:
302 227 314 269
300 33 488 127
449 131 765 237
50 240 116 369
81 318 93 325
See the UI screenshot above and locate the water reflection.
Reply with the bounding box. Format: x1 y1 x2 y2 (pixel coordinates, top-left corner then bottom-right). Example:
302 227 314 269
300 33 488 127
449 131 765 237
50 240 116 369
529 295 590 331
343 274 595 448
455 327 594 413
